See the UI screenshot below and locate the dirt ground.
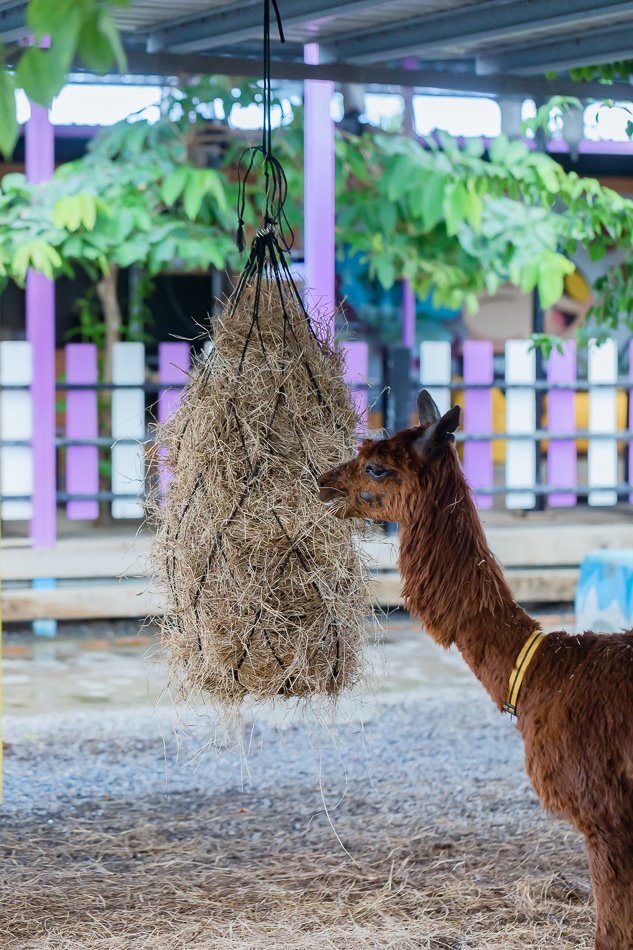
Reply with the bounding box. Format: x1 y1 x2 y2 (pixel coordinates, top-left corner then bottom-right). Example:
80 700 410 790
1 612 595 950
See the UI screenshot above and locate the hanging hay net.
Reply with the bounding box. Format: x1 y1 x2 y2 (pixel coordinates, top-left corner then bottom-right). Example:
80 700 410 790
150 226 369 707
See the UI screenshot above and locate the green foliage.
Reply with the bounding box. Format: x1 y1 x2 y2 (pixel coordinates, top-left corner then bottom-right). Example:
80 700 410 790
2 77 633 346
66 286 106 347
0 71 18 159
0 81 241 296
335 128 633 328
0 0 128 157
567 61 633 83
520 96 581 138
529 333 565 360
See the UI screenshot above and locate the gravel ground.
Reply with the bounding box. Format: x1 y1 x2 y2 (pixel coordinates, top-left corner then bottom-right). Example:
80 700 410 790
0 621 593 949
5 686 524 817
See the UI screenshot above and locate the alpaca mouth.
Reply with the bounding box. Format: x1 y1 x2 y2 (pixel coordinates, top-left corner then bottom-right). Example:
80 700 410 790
318 487 347 511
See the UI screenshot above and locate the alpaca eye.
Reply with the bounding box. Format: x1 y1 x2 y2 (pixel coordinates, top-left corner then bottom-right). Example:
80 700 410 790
365 463 389 480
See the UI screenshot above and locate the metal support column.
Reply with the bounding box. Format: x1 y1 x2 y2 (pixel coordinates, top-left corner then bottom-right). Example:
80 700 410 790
532 288 546 511
25 101 56 548
303 43 335 321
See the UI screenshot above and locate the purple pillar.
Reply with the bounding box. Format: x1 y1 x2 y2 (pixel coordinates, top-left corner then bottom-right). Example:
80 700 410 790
26 101 56 547
401 58 417 351
547 340 577 507
629 341 633 505
402 280 416 348
463 340 494 509
304 43 335 323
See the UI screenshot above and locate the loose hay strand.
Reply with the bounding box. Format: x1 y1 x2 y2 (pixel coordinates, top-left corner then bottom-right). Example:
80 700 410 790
150 275 369 707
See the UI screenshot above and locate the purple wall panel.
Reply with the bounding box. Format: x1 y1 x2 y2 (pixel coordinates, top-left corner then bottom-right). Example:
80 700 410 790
66 344 99 520
342 341 369 427
547 341 577 507
158 343 190 494
463 340 493 509
158 343 190 424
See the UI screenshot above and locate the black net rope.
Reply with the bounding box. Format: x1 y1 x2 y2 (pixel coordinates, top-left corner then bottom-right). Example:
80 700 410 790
166 1 347 694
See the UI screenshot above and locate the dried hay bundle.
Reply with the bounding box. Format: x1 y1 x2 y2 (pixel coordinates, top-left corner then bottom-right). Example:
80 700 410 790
151 268 368 706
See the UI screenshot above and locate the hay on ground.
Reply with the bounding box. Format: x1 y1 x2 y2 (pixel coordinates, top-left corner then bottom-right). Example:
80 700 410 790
0 787 594 950
150 277 369 705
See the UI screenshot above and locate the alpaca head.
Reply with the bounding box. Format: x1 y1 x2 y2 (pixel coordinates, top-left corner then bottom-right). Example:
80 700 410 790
318 390 461 524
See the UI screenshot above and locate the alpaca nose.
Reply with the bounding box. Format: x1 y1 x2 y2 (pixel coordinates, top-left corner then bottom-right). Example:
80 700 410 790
318 470 334 487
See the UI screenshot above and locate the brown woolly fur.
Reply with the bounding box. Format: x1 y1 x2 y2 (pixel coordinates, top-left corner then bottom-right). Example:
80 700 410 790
319 389 633 950
150 278 368 706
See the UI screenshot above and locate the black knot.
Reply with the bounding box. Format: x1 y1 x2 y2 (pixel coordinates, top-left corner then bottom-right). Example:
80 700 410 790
236 220 246 253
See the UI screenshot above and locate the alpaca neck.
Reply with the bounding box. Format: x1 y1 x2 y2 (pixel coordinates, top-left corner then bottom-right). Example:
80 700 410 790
398 451 535 709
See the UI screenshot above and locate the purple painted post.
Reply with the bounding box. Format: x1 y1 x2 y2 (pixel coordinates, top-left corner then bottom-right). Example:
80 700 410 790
26 100 56 547
402 280 416 349
629 341 633 505
401 57 417 351
547 340 577 507
341 341 369 428
66 344 99 520
463 340 494 509
158 342 190 493
304 43 335 322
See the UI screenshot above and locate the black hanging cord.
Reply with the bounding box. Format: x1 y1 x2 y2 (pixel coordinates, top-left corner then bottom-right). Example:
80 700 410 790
236 0 293 253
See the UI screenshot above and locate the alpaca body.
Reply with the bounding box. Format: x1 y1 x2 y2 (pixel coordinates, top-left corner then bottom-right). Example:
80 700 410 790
318 391 633 949
399 468 633 949
521 634 633 950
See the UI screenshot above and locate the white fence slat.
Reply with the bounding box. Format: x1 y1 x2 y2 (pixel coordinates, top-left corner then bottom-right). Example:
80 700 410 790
0 342 33 520
588 338 618 507
420 340 451 415
505 340 536 510
111 342 145 519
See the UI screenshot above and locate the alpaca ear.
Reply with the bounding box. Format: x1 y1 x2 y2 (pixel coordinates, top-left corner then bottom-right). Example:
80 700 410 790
417 389 441 426
412 404 461 460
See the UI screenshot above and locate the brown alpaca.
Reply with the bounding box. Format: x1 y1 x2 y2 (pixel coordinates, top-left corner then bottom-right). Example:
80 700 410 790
318 389 633 950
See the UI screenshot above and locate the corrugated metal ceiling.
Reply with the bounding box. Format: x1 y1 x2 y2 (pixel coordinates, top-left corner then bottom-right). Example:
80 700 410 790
2 0 633 91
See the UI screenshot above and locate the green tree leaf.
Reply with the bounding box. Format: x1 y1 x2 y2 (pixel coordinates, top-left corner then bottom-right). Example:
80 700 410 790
160 168 188 207
79 192 98 230
373 253 396 289
114 237 150 268
1 172 28 194
27 0 79 35
203 169 228 213
183 171 205 220
443 181 468 236
0 72 19 160
463 182 483 232
537 257 574 308
77 8 118 71
16 46 68 106
53 196 83 231
96 9 127 72
420 172 446 231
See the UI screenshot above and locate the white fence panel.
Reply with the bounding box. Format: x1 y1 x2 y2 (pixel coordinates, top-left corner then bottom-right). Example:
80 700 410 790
420 340 451 415
111 342 145 519
505 340 536 509
0 342 33 520
588 338 618 507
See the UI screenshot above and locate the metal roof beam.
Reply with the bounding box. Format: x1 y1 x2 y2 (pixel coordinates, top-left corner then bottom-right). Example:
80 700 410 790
328 0 633 63
114 50 633 101
478 24 633 75
146 0 382 54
